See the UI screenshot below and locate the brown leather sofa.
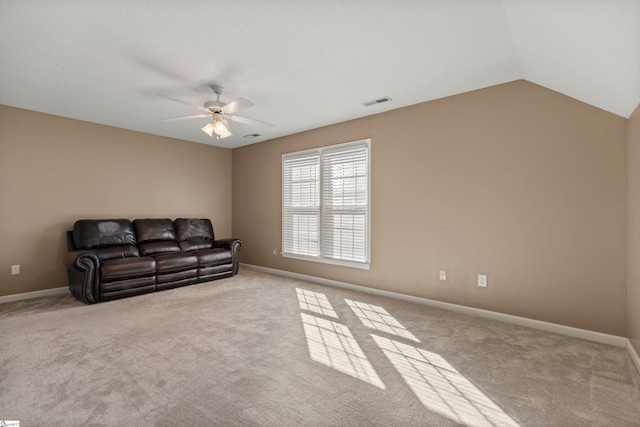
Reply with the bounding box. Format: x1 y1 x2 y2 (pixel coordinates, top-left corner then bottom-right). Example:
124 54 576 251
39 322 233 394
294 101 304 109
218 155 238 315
64 218 242 304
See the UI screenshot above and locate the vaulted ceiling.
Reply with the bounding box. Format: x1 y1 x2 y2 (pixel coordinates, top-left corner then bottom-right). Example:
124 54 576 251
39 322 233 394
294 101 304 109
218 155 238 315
1 1 638 148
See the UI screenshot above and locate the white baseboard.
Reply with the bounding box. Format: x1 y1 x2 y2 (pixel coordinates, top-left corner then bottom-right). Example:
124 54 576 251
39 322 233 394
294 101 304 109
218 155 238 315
242 264 629 349
0 286 68 305
243 264 640 374
243 264 640 375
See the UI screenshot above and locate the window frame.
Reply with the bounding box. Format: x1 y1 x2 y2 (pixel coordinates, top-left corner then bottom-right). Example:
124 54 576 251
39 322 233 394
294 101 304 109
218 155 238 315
282 139 371 270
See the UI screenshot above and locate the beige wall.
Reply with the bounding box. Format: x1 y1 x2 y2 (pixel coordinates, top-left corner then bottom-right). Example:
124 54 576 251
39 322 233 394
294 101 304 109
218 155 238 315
629 103 640 352
233 80 628 336
1 81 630 337
0 105 232 297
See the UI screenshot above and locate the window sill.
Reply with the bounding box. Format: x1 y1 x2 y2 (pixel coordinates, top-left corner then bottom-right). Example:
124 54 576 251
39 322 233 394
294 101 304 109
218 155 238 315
281 252 370 270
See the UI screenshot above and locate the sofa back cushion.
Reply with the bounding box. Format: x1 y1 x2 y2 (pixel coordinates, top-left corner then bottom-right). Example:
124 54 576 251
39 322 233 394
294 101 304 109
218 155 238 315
175 218 215 252
73 219 140 260
74 219 137 249
133 218 181 256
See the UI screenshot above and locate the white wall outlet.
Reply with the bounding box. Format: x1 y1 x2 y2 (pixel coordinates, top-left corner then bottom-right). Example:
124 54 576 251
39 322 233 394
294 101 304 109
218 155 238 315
11 264 20 275
272 249 278 256
478 274 487 287
439 270 447 281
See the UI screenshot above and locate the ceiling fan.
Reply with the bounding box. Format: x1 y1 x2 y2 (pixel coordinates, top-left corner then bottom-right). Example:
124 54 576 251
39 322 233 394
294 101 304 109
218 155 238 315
160 85 275 139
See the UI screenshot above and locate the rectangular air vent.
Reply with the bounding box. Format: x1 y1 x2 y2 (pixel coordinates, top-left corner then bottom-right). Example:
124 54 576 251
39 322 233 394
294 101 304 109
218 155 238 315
244 133 262 139
362 96 392 107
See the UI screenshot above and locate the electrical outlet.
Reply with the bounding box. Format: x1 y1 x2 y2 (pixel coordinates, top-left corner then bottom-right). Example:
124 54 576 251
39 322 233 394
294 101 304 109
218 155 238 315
439 270 447 281
11 264 20 275
272 249 278 256
478 274 487 287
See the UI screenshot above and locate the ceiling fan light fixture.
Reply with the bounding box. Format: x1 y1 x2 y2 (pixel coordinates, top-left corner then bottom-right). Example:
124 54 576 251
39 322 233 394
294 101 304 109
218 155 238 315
201 117 232 139
213 119 228 135
216 127 233 139
214 118 232 139
201 121 216 137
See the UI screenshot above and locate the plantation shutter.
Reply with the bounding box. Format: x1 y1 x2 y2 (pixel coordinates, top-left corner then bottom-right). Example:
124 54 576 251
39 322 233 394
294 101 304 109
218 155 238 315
282 152 320 257
321 142 369 263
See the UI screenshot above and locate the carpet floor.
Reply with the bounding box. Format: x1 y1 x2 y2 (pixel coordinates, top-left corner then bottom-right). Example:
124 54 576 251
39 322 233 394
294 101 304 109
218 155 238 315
1 268 639 426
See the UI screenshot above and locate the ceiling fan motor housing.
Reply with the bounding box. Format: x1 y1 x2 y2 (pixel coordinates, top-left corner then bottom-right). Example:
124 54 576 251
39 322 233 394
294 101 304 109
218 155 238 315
204 100 225 112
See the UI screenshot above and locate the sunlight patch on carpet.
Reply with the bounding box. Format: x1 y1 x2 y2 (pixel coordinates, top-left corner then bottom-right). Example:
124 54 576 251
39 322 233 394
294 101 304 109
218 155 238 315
296 288 338 318
345 299 419 342
300 313 385 389
372 334 520 427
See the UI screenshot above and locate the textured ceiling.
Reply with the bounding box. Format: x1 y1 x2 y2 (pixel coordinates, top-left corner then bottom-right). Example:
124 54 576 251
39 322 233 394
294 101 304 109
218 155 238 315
1 0 638 149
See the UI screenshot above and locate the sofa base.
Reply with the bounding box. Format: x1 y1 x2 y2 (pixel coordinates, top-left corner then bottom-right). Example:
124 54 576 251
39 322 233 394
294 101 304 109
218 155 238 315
199 272 234 282
102 284 156 301
99 273 232 302
156 277 198 291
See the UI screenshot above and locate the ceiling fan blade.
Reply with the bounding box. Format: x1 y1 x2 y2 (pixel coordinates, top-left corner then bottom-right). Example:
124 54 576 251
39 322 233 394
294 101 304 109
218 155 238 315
228 115 276 129
162 113 211 122
222 98 254 115
158 95 207 112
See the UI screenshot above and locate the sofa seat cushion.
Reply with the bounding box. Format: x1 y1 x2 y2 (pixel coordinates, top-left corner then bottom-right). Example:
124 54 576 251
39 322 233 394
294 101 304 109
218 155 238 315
194 248 233 267
153 253 198 274
101 257 156 281
93 245 140 261
179 238 212 252
138 241 181 256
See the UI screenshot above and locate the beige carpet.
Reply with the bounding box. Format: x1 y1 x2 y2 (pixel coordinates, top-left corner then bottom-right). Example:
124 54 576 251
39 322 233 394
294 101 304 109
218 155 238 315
1 268 639 426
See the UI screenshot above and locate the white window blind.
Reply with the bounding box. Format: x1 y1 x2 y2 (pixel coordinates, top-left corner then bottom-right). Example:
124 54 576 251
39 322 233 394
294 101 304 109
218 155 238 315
321 143 369 263
283 139 370 269
283 153 320 257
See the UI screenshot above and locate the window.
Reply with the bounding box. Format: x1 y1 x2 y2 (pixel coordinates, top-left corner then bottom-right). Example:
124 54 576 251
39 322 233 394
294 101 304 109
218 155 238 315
283 139 370 269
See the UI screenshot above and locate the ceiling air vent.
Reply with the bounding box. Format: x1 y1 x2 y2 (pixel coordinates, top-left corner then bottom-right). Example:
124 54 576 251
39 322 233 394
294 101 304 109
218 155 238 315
362 96 392 107
244 133 262 139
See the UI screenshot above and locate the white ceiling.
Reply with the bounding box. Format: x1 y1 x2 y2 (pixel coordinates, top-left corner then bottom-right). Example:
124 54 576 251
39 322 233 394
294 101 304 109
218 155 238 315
1 1 639 149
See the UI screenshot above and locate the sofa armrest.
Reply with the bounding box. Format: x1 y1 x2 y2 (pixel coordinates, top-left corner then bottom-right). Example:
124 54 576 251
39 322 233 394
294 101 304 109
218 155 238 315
64 250 100 304
213 238 243 274
213 238 243 252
